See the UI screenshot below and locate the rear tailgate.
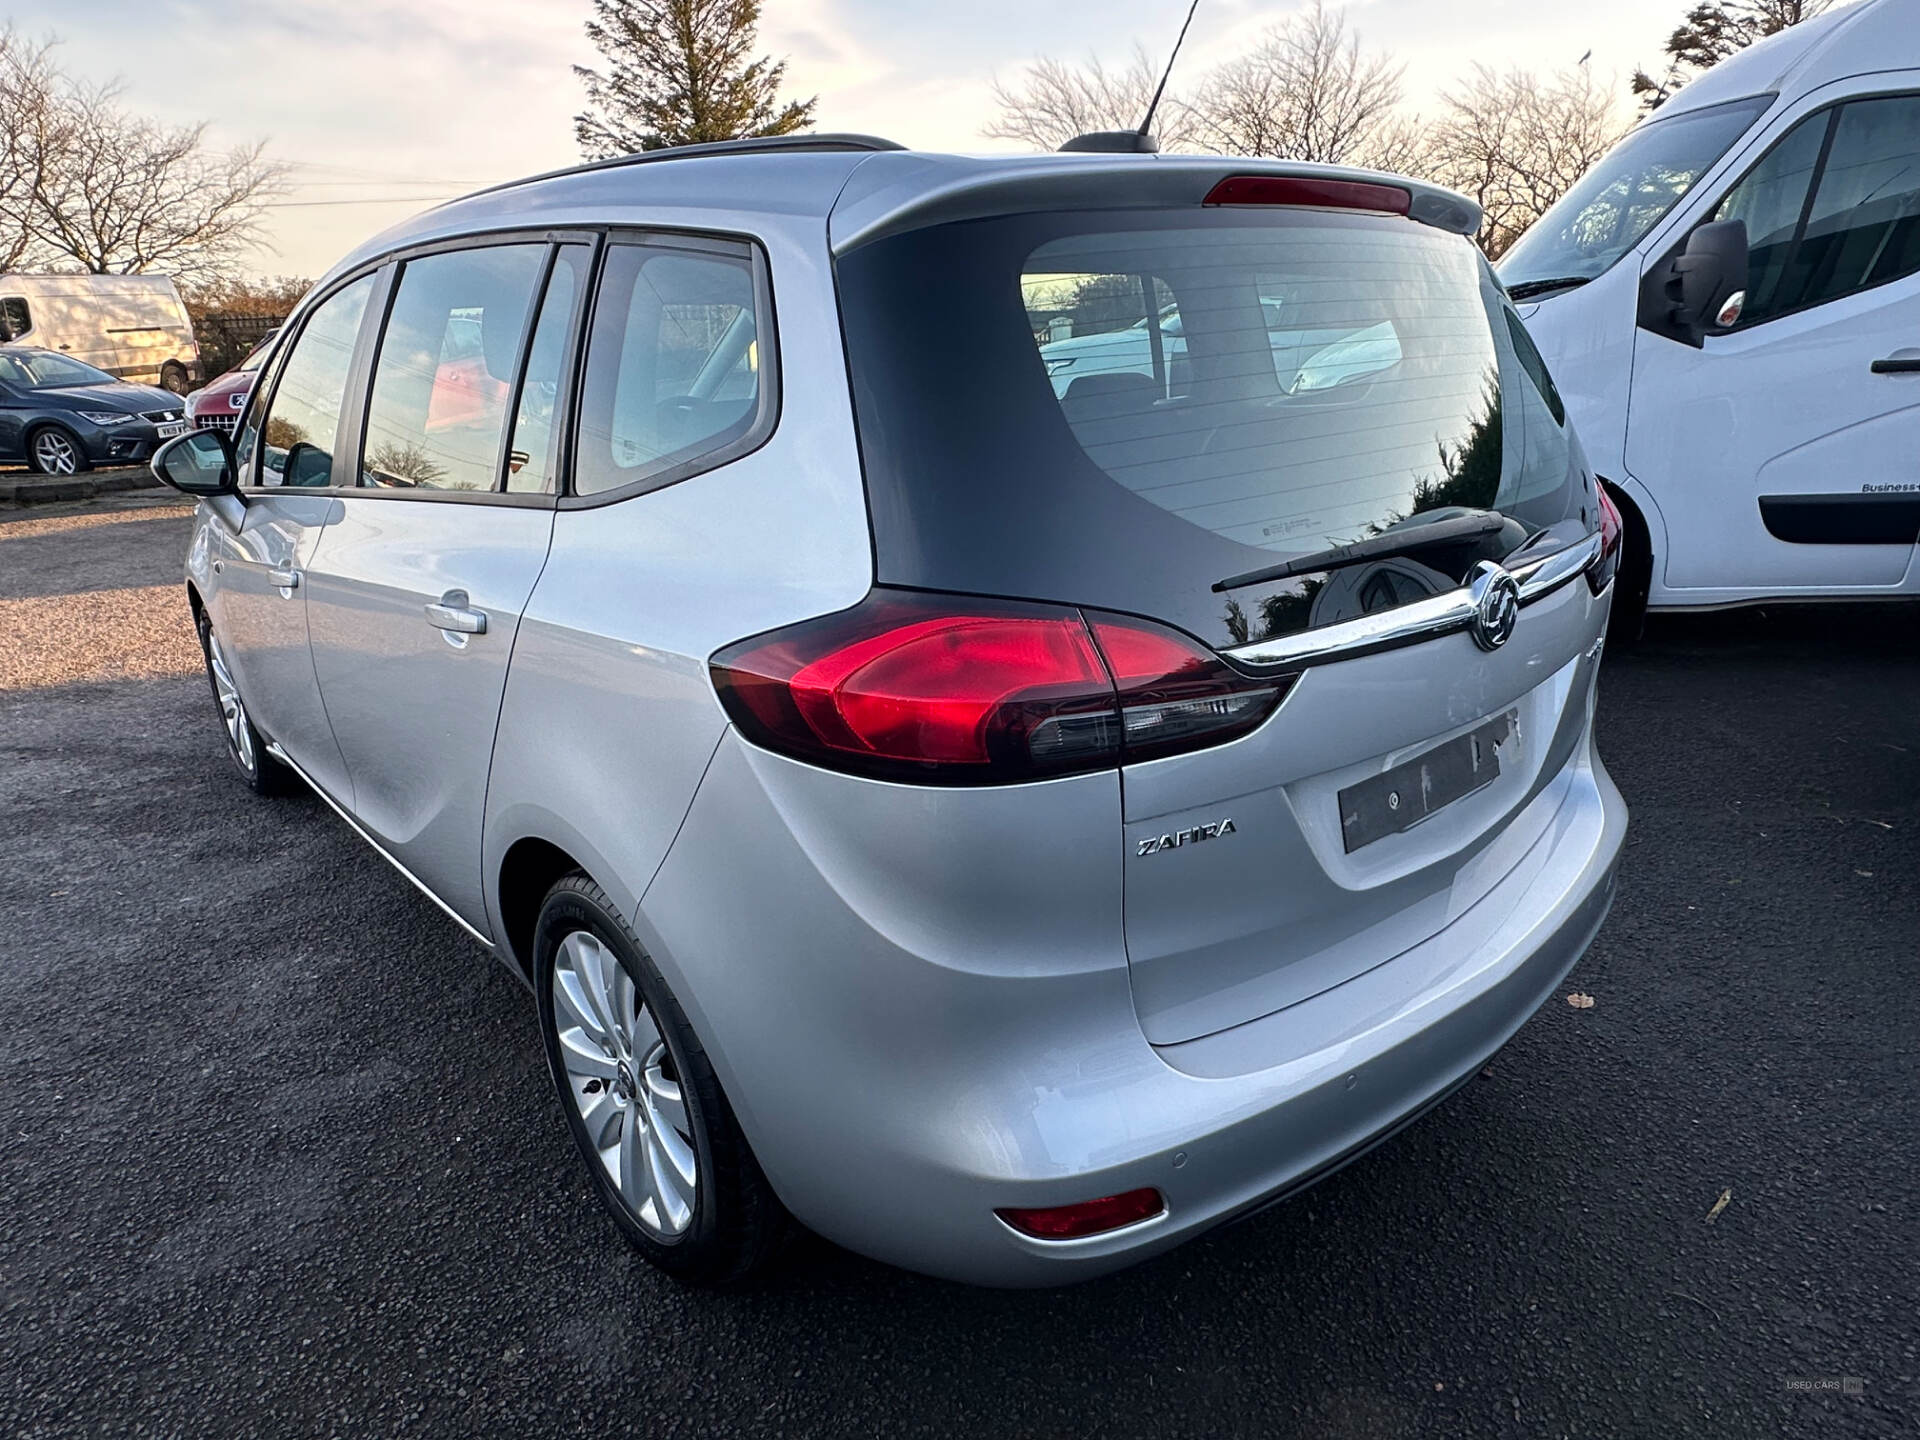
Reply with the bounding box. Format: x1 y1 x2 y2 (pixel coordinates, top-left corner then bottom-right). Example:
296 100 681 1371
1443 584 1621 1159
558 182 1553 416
833 170 1613 1045
1122 574 1603 1044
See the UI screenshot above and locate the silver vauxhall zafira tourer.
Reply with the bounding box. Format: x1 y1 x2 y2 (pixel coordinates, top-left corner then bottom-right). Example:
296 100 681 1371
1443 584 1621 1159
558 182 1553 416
151 133 1627 1287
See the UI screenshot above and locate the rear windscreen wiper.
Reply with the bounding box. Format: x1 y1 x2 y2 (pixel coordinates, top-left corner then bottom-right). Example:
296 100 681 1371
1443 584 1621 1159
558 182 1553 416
1504 275 1593 302
1212 511 1511 593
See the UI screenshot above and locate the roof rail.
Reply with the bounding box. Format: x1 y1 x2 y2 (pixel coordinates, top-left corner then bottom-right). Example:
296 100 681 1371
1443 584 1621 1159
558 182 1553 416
460 133 908 204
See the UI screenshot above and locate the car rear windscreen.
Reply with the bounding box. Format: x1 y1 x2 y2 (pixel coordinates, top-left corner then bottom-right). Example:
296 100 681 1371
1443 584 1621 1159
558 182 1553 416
835 206 1594 651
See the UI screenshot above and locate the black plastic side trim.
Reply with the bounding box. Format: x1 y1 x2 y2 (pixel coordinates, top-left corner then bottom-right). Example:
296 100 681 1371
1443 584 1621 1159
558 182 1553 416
1759 493 1920 545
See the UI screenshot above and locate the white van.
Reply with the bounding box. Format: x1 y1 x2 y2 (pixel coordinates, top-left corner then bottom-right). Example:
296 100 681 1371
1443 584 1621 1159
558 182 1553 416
0 273 201 395
1498 0 1920 631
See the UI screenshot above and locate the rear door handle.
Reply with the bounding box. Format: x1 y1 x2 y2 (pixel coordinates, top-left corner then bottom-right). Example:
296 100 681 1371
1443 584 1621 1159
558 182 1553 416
1871 351 1920 374
268 567 300 591
425 590 488 635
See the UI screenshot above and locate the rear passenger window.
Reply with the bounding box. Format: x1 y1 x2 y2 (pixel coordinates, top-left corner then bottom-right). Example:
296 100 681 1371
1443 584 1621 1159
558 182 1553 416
572 241 769 498
359 244 546 491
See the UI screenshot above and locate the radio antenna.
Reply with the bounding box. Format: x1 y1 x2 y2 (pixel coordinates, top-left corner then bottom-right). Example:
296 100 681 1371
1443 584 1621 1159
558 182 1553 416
1139 0 1202 138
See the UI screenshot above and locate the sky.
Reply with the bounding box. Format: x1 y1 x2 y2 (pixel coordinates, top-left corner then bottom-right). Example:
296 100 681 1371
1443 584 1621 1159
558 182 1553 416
12 0 1697 277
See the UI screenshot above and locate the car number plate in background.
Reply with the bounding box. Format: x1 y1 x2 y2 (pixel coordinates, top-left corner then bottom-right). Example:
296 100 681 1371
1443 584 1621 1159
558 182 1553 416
157 421 189 438
1338 710 1519 853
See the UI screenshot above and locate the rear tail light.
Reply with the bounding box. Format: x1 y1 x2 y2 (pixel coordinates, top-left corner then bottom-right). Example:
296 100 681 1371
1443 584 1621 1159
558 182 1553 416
1590 485 1625 595
996 1188 1165 1240
711 589 1290 784
1203 175 1412 214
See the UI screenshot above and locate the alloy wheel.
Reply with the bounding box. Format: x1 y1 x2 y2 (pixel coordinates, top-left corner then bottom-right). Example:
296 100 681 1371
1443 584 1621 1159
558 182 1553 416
204 628 256 775
551 929 698 1238
32 430 79 475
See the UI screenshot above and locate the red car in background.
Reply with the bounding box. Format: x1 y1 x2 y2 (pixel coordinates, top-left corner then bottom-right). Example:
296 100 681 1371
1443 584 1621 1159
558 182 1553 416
186 331 277 435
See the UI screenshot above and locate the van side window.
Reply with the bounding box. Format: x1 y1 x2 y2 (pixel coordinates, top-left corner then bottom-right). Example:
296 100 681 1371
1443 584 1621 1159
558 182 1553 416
1714 94 1920 326
572 241 769 498
1712 112 1830 325
0 297 29 342
1792 95 1920 311
246 274 375 488
359 244 546 492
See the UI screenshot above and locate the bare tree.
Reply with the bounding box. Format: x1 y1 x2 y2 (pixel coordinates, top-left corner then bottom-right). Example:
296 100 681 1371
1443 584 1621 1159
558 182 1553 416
0 27 284 285
985 47 1201 151
1423 64 1628 256
1196 1 1405 164
1633 0 1833 110
575 0 815 158
0 27 67 271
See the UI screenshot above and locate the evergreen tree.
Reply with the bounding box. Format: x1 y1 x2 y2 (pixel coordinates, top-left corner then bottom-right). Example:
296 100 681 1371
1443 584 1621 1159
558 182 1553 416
574 0 816 159
1631 1 1833 112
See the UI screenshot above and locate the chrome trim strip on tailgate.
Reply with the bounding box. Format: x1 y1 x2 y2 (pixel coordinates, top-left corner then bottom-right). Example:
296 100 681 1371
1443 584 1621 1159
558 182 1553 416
1225 532 1604 670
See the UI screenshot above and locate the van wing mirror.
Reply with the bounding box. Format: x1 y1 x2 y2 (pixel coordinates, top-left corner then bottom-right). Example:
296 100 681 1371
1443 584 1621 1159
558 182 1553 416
151 429 240 499
1638 218 1749 347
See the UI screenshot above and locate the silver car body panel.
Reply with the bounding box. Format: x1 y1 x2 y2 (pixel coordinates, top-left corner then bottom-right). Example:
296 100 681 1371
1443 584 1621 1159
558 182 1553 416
179 144 1626 1285
1125 573 1609 1046
304 497 557 929
635 724 1622 1285
196 490 354 806
478 214 874 950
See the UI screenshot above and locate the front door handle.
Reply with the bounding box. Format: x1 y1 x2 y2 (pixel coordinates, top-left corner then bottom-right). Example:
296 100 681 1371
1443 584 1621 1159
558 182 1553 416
425 590 488 635
268 567 300 592
1871 350 1920 374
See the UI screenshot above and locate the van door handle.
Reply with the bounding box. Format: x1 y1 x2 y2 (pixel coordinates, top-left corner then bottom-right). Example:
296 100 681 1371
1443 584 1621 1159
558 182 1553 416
1870 351 1920 374
425 590 487 635
268 567 300 591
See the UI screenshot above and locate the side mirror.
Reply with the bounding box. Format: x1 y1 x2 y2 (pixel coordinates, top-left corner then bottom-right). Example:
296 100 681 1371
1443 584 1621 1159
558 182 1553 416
151 429 239 498
1638 218 1749 347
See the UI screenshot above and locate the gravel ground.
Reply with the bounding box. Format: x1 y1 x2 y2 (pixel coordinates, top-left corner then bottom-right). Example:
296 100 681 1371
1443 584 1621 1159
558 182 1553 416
0 502 1913 1439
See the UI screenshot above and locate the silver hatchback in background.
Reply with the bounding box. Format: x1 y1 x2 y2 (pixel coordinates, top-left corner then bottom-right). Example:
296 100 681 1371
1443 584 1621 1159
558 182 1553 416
152 136 1627 1287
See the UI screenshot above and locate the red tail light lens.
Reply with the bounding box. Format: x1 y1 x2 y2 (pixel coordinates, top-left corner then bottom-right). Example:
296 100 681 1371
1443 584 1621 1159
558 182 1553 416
997 1188 1165 1240
1590 484 1624 595
1203 175 1412 214
1087 613 1286 764
711 590 1291 784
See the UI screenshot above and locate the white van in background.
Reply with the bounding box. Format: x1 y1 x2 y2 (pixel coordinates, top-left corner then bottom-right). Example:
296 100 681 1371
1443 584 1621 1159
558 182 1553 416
0 273 201 395
1498 0 1920 633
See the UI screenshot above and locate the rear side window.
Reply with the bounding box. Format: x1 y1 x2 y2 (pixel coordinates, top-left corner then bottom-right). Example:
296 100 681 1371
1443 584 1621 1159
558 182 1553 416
572 240 770 498
358 244 546 491
838 208 1584 650
248 274 375 488
0 297 29 341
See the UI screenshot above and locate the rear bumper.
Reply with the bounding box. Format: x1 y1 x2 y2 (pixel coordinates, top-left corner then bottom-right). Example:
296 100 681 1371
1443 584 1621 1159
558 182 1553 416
636 731 1626 1287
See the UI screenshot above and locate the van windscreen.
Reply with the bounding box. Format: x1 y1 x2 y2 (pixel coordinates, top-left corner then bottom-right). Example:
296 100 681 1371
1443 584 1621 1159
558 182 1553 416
835 207 1592 651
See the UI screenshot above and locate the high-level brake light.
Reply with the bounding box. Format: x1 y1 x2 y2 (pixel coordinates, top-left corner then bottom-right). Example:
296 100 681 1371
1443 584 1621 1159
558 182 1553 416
1203 175 1413 214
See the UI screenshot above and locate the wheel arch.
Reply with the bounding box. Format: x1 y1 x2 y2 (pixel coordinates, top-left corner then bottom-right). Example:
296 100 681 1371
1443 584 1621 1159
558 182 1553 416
496 835 591 979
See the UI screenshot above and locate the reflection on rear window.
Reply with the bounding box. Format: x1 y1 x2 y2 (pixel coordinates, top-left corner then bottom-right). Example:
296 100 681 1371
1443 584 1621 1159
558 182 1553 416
1019 224 1504 558
836 207 1582 649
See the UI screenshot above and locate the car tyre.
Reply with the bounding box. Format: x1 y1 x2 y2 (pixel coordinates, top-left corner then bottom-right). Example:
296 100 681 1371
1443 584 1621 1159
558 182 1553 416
195 608 296 795
26 424 90 476
160 362 190 395
534 874 789 1286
